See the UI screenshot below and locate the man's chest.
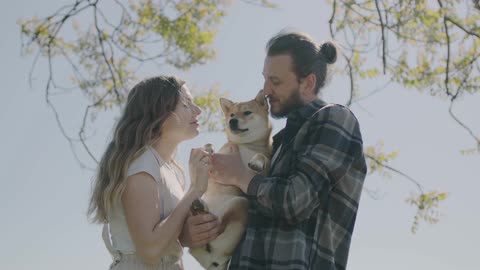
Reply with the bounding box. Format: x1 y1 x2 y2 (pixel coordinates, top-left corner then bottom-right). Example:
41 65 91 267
269 142 298 177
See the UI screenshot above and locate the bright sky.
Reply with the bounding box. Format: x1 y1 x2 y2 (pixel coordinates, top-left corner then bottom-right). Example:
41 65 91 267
1 1 479 269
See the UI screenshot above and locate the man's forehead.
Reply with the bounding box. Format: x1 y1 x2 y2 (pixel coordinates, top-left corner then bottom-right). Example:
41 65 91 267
263 54 294 75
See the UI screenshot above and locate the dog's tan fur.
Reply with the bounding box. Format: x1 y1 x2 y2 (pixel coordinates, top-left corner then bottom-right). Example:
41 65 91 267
189 90 272 270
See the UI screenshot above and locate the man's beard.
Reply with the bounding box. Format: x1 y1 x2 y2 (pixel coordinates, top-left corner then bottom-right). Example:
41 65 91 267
269 89 304 119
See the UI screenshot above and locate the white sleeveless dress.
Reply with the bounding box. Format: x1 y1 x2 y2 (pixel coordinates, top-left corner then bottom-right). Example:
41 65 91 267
102 146 185 269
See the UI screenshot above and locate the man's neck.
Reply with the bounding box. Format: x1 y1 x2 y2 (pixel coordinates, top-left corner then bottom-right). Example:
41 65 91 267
303 96 316 104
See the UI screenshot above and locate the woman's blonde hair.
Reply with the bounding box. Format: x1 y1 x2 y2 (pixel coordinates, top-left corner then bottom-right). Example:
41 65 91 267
88 75 185 223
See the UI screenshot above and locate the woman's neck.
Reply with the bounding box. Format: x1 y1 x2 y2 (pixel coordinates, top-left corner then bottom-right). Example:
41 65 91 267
151 136 180 163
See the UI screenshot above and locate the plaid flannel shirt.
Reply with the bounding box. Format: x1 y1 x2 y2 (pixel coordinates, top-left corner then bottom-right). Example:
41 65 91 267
228 99 367 270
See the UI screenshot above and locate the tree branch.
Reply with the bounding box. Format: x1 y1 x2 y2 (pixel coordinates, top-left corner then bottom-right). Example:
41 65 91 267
445 16 480 39
365 153 424 193
442 15 452 96
343 52 355 107
474 0 480 10
79 104 100 164
240 0 275 8
329 0 337 38
374 0 387 74
448 57 480 147
353 80 393 103
448 100 480 148
93 2 121 103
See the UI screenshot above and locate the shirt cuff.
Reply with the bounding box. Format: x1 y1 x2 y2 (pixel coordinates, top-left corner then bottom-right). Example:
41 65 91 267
246 174 264 199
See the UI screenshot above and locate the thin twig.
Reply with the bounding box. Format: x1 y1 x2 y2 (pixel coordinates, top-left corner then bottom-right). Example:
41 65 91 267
448 100 480 147
353 80 393 103
374 0 387 74
28 50 41 89
445 16 480 39
438 0 452 96
93 2 121 103
343 52 355 107
329 0 337 38
79 104 100 163
365 153 424 193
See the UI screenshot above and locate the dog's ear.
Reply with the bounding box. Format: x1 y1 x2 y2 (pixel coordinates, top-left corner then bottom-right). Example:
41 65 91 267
255 89 267 107
219 98 234 113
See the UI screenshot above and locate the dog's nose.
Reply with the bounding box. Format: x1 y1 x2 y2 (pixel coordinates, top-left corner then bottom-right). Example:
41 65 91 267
229 118 238 129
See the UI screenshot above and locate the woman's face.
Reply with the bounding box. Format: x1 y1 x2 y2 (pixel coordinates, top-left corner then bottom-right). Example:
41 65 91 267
162 85 202 141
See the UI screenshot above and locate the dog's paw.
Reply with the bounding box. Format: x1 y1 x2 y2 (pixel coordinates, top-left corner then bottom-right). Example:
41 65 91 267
207 262 228 270
204 143 215 154
248 153 269 174
191 199 209 215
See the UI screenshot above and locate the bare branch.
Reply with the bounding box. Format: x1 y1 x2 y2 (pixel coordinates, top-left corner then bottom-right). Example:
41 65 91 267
343 52 355 107
448 101 480 148
28 50 41 89
329 0 337 37
374 0 387 74
365 153 424 193
240 0 276 8
474 0 480 10
448 62 480 147
442 15 452 96
36 1 100 168
93 3 121 103
113 0 133 19
362 186 383 200
353 80 393 103
445 16 480 39
46 43 95 170
79 104 100 163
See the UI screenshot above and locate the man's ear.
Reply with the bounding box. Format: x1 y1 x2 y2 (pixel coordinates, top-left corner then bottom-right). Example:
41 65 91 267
219 98 234 114
254 89 267 107
300 73 316 97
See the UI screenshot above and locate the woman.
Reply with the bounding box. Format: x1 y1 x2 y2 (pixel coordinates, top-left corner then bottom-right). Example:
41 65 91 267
88 76 220 269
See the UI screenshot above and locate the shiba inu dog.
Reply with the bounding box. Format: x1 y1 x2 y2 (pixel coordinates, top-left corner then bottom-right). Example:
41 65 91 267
189 90 272 270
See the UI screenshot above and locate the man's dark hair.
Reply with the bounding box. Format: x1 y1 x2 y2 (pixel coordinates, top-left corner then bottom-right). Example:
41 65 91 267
266 31 337 93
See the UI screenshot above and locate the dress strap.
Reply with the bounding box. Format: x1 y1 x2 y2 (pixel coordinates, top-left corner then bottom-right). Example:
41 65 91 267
102 223 122 263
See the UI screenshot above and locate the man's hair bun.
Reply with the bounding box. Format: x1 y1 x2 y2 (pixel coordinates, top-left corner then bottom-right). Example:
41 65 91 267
319 42 337 64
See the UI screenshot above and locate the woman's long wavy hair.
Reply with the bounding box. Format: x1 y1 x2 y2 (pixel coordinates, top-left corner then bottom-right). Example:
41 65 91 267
88 75 185 223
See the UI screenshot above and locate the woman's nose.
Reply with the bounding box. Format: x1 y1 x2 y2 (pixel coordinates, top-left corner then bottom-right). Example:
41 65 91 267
194 104 202 115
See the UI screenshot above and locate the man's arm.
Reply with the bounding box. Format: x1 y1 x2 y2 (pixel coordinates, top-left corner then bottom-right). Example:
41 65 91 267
247 105 365 225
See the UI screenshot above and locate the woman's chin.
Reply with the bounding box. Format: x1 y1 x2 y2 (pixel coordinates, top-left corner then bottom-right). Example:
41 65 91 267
188 128 200 139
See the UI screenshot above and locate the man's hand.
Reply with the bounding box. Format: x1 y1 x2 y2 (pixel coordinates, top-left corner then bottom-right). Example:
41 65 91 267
179 213 221 248
211 143 256 193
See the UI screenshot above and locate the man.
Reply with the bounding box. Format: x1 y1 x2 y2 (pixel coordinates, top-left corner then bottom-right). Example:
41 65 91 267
210 31 367 270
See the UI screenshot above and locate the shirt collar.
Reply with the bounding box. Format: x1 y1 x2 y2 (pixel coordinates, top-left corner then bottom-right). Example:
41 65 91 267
287 98 328 121
272 98 328 147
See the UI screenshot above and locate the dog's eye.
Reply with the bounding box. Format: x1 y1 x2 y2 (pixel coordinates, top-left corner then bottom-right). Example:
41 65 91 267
244 111 252 116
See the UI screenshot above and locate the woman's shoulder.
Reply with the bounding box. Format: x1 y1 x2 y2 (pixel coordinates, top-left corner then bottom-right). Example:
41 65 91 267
127 147 163 181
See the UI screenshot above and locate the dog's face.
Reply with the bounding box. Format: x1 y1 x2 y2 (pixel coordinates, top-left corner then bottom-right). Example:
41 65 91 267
220 90 271 144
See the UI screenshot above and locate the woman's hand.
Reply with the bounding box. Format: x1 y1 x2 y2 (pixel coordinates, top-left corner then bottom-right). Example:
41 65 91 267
188 148 211 197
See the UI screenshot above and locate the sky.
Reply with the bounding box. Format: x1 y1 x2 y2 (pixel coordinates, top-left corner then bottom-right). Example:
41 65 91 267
1 1 479 269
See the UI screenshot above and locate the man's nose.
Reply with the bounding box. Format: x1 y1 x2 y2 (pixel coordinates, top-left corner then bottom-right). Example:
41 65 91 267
263 81 273 96
263 88 271 96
